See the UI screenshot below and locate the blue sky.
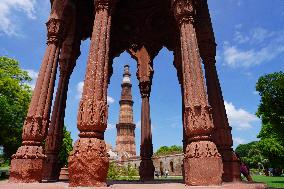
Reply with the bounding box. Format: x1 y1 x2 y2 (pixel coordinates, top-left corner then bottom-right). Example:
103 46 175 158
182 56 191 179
0 0 283 153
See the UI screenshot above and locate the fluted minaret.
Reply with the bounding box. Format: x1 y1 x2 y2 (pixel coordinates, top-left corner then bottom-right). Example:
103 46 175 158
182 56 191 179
115 65 136 157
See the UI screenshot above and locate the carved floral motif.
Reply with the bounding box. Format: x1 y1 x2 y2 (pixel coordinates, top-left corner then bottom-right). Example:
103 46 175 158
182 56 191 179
172 0 195 25
46 18 64 45
185 141 221 158
12 146 46 159
184 105 214 137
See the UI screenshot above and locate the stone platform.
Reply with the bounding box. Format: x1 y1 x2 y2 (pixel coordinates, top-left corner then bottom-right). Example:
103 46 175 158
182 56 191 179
0 180 267 189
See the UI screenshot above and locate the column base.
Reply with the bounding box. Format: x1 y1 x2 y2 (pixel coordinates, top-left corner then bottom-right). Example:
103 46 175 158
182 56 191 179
9 145 45 183
221 148 241 182
139 159 154 181
68 138 109 187
42 153 61 181
184 141 223 186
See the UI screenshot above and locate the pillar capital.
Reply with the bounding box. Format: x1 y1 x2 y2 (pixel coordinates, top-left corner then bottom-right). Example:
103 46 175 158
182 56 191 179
46 18 65 45
139 81 152 98
95 0 116 12
172 0 196 25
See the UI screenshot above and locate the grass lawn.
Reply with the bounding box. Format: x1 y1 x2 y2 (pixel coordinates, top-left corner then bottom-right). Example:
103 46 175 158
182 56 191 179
252 175 284 188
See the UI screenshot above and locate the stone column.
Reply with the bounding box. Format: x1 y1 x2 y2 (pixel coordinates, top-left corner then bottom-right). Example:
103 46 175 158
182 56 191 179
172 0 223 185
68 0 115 187
139 81 155 181
43 38 80 181
129 46 155 181
9 17 64 183
203 57 240 182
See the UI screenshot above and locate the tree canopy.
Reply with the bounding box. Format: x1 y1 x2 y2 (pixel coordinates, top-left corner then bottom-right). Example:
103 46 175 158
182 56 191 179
256 71 284 168
235 72 284 170
155 145 183 156
0 56 32 158
256 71 284 138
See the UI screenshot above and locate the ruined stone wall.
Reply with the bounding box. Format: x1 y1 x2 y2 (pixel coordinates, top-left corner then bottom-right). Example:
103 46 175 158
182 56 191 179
118 153 183 176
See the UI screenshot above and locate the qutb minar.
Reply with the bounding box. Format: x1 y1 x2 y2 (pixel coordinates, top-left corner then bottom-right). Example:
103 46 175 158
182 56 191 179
115 65 136 158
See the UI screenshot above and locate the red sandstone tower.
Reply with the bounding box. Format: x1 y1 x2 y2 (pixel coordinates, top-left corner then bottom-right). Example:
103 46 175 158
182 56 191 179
115 65 136 157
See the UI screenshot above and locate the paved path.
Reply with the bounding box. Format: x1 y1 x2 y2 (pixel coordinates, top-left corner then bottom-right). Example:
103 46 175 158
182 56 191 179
0 180 267 189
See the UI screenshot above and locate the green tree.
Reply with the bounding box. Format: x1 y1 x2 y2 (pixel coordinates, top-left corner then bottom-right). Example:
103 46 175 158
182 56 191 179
58 126 73 167
256 72 284 169
0 56 32 159
155 145 183 156
256 71 284 137
235 141 259 158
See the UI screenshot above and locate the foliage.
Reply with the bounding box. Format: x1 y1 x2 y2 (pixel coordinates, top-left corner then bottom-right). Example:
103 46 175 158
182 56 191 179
256 71 284 138
107 162 139 180
58 126 73 167
107 162 120 180
0 56 32 159
255 72 284 169
252 175 284 189
235 141 258 158
155 145 183 156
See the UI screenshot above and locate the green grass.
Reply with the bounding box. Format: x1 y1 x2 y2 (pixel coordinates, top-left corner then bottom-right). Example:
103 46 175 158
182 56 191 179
252 175 284 188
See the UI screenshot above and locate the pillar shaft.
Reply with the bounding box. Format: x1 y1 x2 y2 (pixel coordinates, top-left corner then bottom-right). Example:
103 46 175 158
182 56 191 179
129 46 155 181
204 59 240 182
172 0 223 185
43 2 79 180
68 0 115 187
9 16 64 183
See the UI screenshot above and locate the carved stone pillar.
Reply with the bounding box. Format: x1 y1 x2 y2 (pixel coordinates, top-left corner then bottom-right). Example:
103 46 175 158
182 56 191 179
203 57 240 182
68 0 115 187
42 37 80 181
129 46 155 181
172 0 223 185
139 81 155 181
9 16 64 183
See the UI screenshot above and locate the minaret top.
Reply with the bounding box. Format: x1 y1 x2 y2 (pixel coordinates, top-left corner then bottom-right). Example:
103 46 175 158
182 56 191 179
122 65 131 84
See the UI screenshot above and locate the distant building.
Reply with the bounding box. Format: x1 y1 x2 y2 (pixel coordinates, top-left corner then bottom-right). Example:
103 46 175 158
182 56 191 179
115 65 137 159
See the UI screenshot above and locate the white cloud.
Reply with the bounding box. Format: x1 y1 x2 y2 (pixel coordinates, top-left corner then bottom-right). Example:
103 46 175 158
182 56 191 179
136 120 141 129
24 69 38 89
76 81 84 99
0 0 37 36
76 81 115 104
223 44 283 68
233 137 246 145
223 28 284 68
224 101 259 130
107 96 115 104
107 123 115 130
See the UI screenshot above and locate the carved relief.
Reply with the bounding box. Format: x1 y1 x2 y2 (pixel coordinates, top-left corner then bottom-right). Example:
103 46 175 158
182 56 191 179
95 0 115 12
185 141 221 159
172 0 195 25
184 105 214 137
68 138 109 187
46 18 64 45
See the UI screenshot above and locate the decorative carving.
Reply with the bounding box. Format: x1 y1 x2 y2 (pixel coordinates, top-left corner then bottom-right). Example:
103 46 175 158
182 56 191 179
185 141 221 158
12 146 46 159
172 0 195 25
46 18 64 45
77 100 108 135
22 116 49 143
184 105 214 138
68 138 109 187
95 0 115 12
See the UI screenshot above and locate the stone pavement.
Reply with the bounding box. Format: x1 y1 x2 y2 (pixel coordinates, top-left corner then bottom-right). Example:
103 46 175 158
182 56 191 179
0 180 267 189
